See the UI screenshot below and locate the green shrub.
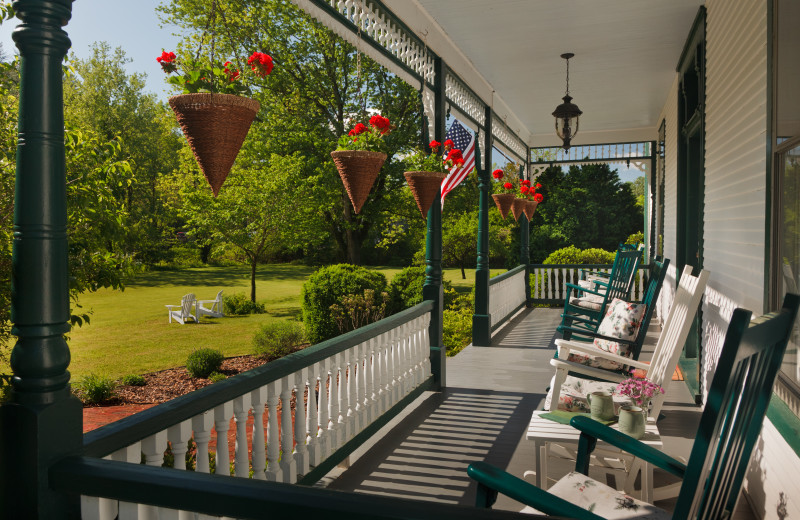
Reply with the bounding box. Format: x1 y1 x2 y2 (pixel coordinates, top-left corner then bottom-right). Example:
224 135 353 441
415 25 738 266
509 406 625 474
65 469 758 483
253 321 306 359
543 245 615 265
444 307 473 357
222 293 266 316
208 372 227 383
330 289 389 335
74 374 117 404
388 266 456 313
625 231 644 246
186 348 224 378
301 264 388 343
580 248 616 264
121 374 146 386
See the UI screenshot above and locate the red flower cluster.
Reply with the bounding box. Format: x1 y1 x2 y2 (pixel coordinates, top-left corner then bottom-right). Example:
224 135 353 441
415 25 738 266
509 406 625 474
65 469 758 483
369 114 392 134
443 139 454 150
533 193 544 203
503 182 513 190
157 51 177 73
248 52 274 77
223 61 240 82
492 169 503 179
521 179 531 187
348 123 368 136
520 186 530 195
429 140 441 151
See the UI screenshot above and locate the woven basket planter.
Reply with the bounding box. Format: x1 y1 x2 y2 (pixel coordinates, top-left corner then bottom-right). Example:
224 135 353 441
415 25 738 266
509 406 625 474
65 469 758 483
492 193 515 219
404 171 446 220
169 93 260 197
511 197 526 222
523 200 539 221
330 150 387 214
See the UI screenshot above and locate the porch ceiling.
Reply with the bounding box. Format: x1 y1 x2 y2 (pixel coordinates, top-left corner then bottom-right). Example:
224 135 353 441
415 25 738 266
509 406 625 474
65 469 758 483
386 0 704 147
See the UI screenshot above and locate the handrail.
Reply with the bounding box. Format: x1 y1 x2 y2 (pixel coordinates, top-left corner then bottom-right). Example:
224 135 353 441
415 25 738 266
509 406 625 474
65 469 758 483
529 263 652 305
489 264 526 286
84 300 434 457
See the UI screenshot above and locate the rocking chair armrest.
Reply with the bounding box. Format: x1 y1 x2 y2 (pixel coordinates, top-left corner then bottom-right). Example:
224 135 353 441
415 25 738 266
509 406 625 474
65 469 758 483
556 327 637 347
569 416 687 479
564 282 605 297
549 358 630 383
580 268 611 279
554 340 649 370
467 461 605 520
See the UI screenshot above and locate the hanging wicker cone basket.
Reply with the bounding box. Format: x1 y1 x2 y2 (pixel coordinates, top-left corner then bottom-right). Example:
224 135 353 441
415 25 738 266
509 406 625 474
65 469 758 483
404 171 446 220
330 150 387 214
492 193 515 219
169 93 260 197
511 197 526 222
523 200 539 220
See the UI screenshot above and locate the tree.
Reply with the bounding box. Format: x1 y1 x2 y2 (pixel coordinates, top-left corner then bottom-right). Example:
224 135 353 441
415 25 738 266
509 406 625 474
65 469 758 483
529 163 642 262
181 152 310 302
628 176 646 207
64 43 183 265
159 0 422 265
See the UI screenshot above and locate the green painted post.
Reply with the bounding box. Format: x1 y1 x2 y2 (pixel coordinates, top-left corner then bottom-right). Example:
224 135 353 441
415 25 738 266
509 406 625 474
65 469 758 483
519 165 531 306
472 106 492 346
425 57 445 390
0 1 82 518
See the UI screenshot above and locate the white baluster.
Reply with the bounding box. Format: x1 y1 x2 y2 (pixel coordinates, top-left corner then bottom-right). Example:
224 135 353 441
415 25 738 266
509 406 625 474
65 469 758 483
213 401 234 477
250 386 267 480
387 332 399 407
113 443 141 520
265 380 283 481
363 338 375 424
330 352 342 450
354 342 365 432
374 334 386 415
166 420 193 520
233 393 252 478
344 349 355 441
317 359 330 459
412 316 424 384
140 431 168 520
381 333 392 412
280 375 297 483
295 368 309 476
81 455 116 520
306 364 321 466
192 411 213 474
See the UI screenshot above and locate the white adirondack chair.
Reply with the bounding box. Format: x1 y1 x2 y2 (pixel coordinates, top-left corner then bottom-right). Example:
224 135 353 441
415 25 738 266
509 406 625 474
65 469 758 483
166 293 197 324
197 290 224 318
547 265 710 419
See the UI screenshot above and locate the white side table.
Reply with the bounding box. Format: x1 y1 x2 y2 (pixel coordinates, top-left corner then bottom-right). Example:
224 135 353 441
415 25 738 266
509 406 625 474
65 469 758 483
526 410 662 502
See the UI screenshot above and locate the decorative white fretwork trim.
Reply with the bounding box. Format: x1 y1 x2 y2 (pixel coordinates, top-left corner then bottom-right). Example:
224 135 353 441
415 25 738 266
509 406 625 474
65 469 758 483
446 71 485 128
531 142 653 165
491 116 527 163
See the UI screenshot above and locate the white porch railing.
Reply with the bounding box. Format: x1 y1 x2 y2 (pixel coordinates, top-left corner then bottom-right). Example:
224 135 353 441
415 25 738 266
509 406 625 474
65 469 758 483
79 302 433 520
529 263 649 305
488 265 527 330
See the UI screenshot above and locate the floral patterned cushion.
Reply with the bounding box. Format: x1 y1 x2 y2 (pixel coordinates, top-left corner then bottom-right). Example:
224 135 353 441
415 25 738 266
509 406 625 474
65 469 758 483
568 293 605 312
521 471 670 519
544 374 628 413
566 298 646 370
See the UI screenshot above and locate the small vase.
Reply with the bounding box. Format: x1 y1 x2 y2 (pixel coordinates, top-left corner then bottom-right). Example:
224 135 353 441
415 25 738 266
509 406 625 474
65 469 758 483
618 405 646 439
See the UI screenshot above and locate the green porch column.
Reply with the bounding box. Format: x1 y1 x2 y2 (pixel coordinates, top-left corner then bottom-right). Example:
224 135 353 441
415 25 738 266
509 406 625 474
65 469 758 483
472 106 492 346
0 1 82 518
519 165 531 306
424 57 445 390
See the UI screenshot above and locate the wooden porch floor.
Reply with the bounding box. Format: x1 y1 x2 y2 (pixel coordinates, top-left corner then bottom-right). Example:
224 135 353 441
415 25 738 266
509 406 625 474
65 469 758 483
323 307 758 518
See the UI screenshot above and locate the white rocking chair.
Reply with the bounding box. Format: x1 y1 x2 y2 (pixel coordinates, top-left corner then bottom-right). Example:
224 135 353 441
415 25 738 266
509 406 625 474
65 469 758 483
166 293 197 324
197 290 224 318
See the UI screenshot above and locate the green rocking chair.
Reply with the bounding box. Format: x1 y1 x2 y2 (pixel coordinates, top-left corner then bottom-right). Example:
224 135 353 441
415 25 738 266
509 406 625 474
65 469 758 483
469 292 800 519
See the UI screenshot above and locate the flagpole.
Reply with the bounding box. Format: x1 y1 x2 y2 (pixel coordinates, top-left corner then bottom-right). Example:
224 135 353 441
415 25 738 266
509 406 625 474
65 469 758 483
472 106 492 347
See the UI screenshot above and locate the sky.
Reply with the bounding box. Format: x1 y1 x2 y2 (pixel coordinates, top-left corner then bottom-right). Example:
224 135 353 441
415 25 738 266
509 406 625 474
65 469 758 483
1 1 644 184
1 0 181 99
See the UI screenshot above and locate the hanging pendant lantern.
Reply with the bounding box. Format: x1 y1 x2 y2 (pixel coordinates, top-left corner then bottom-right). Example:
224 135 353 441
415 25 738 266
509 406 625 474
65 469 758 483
552 53 582 151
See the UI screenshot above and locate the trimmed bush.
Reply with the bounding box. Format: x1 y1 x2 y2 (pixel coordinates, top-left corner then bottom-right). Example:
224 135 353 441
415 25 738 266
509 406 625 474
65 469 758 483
208 372 227 383
625 231 644 246
444 307 473 357
223 292 266 316
330 289 389 335
388 266 455 313
186 348 224 378
121 374 146 386
543 245 615 265
74 374 117 404
301 264 388 343
253 321 305 359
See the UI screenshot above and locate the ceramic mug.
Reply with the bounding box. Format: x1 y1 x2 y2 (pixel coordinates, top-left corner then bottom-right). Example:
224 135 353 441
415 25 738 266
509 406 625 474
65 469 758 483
587 390 615 421
618 405 646 439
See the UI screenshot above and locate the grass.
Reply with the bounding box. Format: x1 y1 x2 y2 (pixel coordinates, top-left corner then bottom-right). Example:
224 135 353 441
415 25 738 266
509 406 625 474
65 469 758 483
54 264 503 380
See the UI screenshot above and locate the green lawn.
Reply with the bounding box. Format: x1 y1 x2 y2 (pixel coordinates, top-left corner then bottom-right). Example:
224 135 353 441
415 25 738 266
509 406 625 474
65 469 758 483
59 264 496 380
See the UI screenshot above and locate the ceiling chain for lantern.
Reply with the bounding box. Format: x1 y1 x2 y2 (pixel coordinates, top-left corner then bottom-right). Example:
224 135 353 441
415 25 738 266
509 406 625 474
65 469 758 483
552 53 583 151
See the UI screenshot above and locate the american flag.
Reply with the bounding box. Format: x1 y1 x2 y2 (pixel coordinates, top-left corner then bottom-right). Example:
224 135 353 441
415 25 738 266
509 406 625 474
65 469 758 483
440 119 476 207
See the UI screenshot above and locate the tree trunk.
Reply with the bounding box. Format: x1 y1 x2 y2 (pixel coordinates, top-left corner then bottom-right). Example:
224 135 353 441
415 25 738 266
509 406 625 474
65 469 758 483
250 258 257 302
346 228 362 265
200 244 212 264
461 265 466 279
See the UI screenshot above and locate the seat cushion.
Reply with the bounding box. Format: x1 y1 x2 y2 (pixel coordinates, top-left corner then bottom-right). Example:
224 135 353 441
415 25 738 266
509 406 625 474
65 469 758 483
544 375 628 413
521 471 670 519
572 298 646 370
568 293 605 312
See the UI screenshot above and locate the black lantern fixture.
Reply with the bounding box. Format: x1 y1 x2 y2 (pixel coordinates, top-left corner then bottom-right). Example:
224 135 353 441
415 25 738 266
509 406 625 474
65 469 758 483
552 53 582 151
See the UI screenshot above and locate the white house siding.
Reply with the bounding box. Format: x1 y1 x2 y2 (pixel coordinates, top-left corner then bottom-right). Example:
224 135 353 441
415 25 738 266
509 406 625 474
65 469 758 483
744 419 800 520
658 76 681 321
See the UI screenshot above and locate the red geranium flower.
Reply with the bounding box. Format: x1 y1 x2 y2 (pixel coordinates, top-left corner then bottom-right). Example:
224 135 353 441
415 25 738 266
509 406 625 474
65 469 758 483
444 139 454 150
535 182 542 189
348 123 368 136
503 182 513 190
521 179 531 187
446 149 463 162
248 52 274 77
429 140 441 151
157 51 177 73
520 186 530 195
369 114 392 134
492 169 503 179
455 158 465 167
223 61 240 82
533 193 544 203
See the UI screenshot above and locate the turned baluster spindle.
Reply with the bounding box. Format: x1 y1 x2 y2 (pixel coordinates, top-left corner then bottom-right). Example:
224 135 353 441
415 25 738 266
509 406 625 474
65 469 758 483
213 402 234 477
279 376 296 483
306 365 321 466
192 411 214 474
233 394 252 478
294 368 309 476
250 387 267 480
317 359 330 459
140 431 168 520
265 380 282 481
